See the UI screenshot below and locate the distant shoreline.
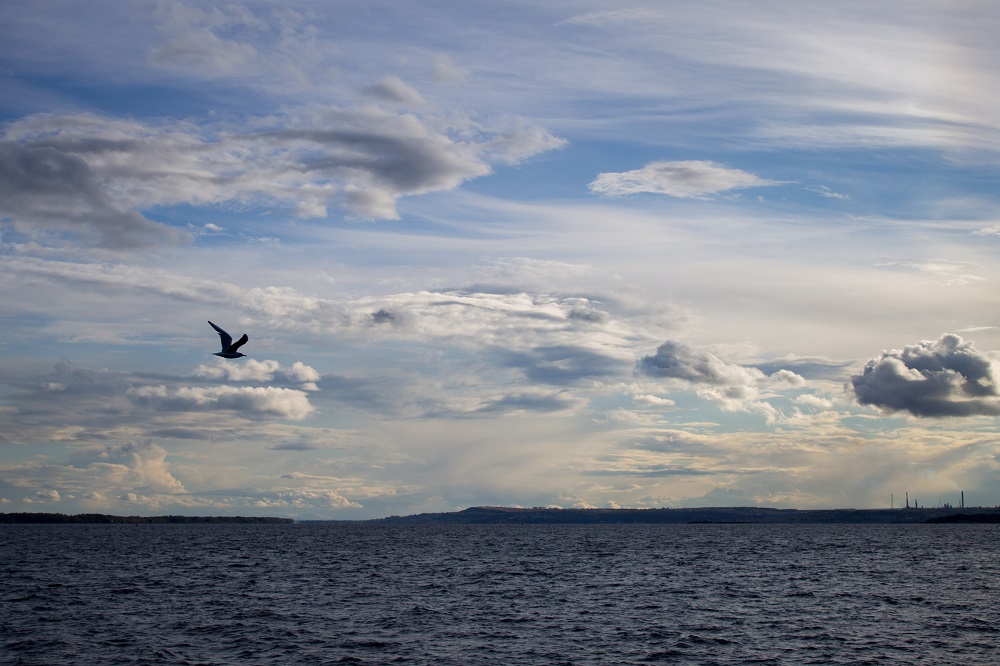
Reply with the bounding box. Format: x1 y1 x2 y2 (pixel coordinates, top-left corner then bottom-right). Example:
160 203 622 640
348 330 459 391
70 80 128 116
0 512 292 524
366 505 1000 525
4 506 1000 525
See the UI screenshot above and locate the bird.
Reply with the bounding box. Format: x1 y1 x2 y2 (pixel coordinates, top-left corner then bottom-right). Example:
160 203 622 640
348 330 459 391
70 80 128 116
208 321 249 359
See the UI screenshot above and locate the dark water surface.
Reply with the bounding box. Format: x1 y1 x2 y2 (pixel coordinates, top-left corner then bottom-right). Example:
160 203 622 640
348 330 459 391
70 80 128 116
2 523 997 665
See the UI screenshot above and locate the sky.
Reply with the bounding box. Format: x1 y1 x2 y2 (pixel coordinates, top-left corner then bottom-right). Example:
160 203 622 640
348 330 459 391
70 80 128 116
2 1 1000 519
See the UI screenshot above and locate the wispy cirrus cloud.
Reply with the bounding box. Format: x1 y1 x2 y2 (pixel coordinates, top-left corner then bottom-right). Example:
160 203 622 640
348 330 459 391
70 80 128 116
556 8 664 27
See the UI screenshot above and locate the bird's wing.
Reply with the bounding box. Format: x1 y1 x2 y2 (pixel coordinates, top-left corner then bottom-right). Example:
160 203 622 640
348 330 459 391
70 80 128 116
208 321 233 350
229 333 249 353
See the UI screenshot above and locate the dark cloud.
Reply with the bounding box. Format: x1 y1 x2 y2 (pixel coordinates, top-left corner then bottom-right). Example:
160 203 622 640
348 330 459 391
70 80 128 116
567 307 609 324
2 109 563 246
269 441 320 451
503 344 625 385
637 340 762 386
473 390 580 415
851 334 1000 417
278 123 489 198
0 141 183 249
370 308 396 325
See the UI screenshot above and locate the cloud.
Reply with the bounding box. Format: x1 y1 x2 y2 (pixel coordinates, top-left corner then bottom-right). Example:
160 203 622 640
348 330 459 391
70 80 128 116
256 489 362 510
876 259 986 286
633 394 676 407
1 441 186 509
557 8 664 27
365 75 426 106
638 340 766 386
851 333 1000 417
147 1 315 88
767 369 807 388
589 160 783 199
471 389 582 416
795 394 834 410
287 361 321 385
752 355 855 381
806 185 850 200
637 340 803 421
501 344 627 385
128 385 314 420
25 489 61 503
2 107 564 243
89 441 187 495
481 121 568 165
0 141 186 249
194 359 320 390
432 54 468 84
195 359 282 382
3 256 242 306
149 25 258 77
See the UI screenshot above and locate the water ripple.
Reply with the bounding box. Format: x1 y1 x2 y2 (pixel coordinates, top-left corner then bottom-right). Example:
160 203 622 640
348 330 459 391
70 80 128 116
1 523 998 664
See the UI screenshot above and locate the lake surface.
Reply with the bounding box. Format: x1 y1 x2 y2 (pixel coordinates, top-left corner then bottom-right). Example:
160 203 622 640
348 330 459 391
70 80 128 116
2 523 997 664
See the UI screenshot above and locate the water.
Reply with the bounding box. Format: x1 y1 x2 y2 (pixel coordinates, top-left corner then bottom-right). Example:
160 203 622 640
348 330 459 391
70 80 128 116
2 523 997 665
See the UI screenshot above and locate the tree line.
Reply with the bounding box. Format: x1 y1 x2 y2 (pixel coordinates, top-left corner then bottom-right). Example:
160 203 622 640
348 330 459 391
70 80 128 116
0 512 292 524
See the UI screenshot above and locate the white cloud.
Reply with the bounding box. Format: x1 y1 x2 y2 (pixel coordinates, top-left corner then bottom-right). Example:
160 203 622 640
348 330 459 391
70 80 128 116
195 359 282 382
633 394 676 407
807 185 851 200
795 394 834 410
91 441 187 495
767 369 807 388
256 489 362 510
637 340 803 421
25 489 61 503
876 259 985 286
286 361 320 383
194 359 322 391
589 161 783 199
128 385 314 420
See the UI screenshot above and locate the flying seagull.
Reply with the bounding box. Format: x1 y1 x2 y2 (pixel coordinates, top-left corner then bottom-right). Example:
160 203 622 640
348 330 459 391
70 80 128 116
208 321 249 359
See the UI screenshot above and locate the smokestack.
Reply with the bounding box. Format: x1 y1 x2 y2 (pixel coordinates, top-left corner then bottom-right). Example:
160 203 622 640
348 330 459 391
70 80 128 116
906 492 909 509
961 491 965 509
